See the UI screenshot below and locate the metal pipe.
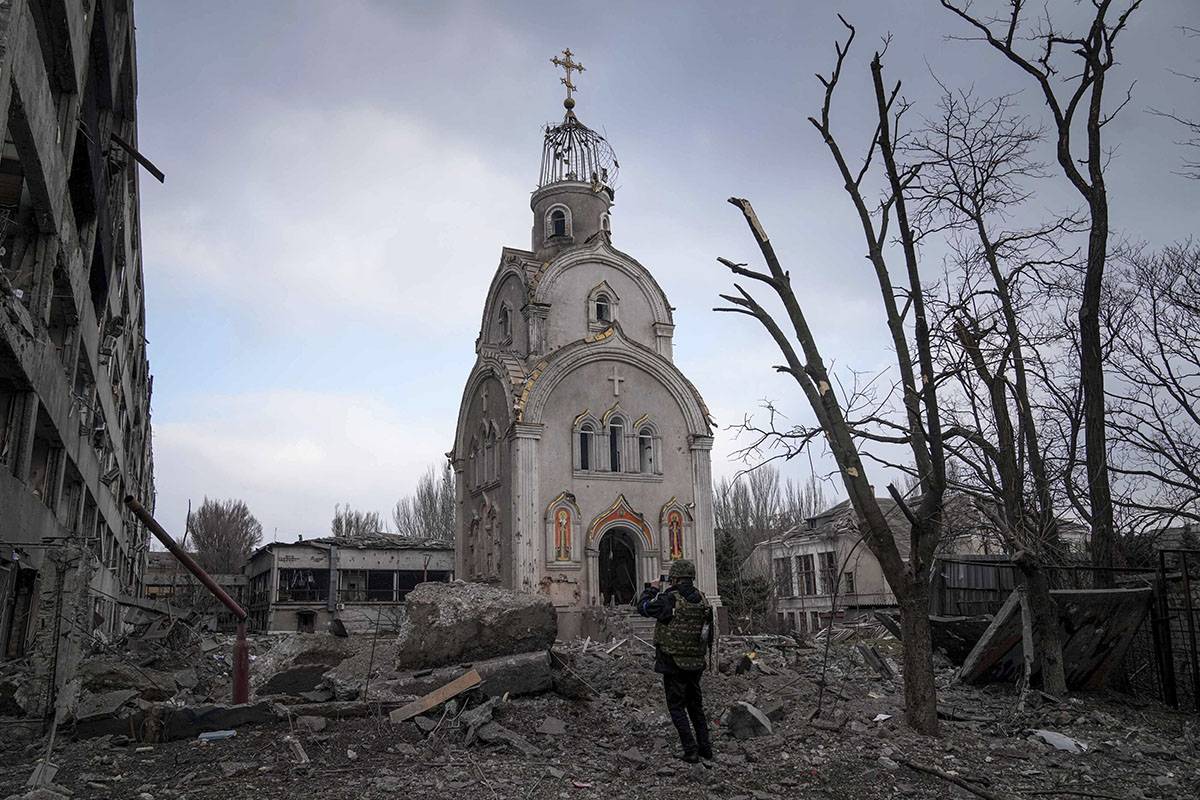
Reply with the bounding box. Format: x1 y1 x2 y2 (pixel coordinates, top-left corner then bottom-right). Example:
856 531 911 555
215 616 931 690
123 496 250 704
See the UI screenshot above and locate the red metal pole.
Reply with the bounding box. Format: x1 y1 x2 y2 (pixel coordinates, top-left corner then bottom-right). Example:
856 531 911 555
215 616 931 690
124 496 250 704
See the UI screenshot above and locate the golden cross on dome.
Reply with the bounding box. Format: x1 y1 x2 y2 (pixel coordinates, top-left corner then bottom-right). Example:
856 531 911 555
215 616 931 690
551 48 585 109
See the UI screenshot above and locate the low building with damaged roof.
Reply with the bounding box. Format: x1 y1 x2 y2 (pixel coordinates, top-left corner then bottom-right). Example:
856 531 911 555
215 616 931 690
243 532 454 634
745 495 999 634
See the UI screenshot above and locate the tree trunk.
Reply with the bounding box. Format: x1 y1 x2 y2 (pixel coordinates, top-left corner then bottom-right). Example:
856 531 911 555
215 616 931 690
897 581 939 735
1016 557 1067 695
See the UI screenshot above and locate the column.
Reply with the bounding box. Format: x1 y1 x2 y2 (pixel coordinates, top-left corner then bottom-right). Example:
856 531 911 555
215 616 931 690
689 434 720 605
451 458 466 579
653 322 675 361
511 423 543 594
523 303 550 358
11 393 39 483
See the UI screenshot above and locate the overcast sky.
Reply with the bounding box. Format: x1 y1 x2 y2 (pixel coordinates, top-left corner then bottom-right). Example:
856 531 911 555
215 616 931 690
133 1 1199 541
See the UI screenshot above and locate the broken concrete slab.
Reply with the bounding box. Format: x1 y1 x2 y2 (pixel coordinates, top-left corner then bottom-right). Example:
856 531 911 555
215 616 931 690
152 701 277 743
724 701 773 739
76 660 177 701
475 650 553 698
394 582 557 669
475 721 538 756
74 689 139 724
958 587 1152 689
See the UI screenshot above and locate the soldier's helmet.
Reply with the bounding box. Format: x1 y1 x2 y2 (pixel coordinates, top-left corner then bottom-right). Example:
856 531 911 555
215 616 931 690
668 560 697 580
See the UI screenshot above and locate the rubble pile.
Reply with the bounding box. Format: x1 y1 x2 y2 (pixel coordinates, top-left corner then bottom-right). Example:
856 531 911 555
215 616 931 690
393 581 558 668
0 588 1196 799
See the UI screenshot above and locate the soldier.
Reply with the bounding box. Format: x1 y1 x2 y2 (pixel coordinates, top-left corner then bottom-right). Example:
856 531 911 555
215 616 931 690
637 559 714 763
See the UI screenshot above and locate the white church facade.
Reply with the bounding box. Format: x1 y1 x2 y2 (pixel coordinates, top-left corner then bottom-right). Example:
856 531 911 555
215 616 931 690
452 51 718 622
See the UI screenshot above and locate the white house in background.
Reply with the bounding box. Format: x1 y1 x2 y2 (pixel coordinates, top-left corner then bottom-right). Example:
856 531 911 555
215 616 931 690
745 495 995 633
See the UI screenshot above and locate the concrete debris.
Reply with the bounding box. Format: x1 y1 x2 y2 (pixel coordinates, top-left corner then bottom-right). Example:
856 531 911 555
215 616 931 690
296 715 327 733
474 721 538 756
1031 729 1088 753
1 623 1194 799
394 582 557 669
283 735 309 764
197 730 236 741
723 701 773 739
537 716 567 736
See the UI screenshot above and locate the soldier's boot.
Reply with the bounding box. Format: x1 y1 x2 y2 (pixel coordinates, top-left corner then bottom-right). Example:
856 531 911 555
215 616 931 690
690 708 713 760
670 708 699 762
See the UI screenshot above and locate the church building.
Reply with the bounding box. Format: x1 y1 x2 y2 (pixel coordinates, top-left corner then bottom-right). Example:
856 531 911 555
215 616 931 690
452 50 718 625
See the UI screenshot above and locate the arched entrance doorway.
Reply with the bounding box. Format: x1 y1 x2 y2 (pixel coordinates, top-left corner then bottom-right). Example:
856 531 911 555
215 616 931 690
598 527 639 606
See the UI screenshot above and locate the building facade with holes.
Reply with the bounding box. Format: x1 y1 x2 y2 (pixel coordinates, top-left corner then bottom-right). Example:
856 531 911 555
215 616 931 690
0 1 155 715
452 68 718 628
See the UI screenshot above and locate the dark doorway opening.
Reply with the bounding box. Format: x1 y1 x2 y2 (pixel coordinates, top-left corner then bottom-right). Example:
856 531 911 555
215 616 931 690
599 527 638 606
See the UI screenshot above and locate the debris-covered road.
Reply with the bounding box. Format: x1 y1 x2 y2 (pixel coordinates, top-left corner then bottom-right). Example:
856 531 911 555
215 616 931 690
2 628 1196 800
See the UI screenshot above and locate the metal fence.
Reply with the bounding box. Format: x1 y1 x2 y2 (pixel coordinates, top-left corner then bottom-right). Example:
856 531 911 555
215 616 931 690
1153 549 1200 711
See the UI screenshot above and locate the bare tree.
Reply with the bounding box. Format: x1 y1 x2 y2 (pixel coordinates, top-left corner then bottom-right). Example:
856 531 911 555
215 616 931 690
188 498 263 574
331 503 386 539
393 463 455 541
1107 244 1200 529
747 465 782 544
780 475 833 530
716 21 947 734
1151 25 1200 179
941 0 1145 579
908 85 1072 694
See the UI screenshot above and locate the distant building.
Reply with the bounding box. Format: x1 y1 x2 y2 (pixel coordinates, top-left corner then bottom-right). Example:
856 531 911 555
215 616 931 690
745 496 994 633
0 1 156 715
141 551 246 631
244 533 454 634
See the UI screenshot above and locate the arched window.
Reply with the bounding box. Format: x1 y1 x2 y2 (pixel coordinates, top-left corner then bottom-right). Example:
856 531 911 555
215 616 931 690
601 213 611 234
550 209 567 237
638 427 654 474
579 422 594 470
468 438 479 487
497 305 511 342
595 293 611 323
608 417 624 472
484 427 497 483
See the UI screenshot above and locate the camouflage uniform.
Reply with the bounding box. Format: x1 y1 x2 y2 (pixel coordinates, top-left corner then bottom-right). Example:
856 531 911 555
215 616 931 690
637 560 713 762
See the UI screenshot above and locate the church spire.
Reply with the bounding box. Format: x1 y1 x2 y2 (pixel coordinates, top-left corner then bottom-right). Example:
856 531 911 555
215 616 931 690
532 49 618 255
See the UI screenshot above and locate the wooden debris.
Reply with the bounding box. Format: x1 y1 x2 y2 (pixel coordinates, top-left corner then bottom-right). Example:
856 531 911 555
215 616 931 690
389 669 482 724
855 643 895 680
896 756 1007 800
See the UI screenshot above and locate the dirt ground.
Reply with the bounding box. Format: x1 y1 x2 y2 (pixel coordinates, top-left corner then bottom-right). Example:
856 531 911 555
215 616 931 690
2 632 1197 800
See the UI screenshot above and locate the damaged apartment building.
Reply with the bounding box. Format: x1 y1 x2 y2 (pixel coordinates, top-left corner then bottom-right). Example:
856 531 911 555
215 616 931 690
0 1 156 715
245 533 454 634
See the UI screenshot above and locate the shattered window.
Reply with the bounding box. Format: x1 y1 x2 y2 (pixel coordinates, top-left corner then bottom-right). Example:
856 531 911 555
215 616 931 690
818 551 837 594
277 568 329 602
398 569 452 600
797 554 816 596
367 570 395 601
340 569 368 602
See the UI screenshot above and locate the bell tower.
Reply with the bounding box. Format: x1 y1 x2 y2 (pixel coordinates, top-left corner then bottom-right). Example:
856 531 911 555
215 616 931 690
532 49 619 258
